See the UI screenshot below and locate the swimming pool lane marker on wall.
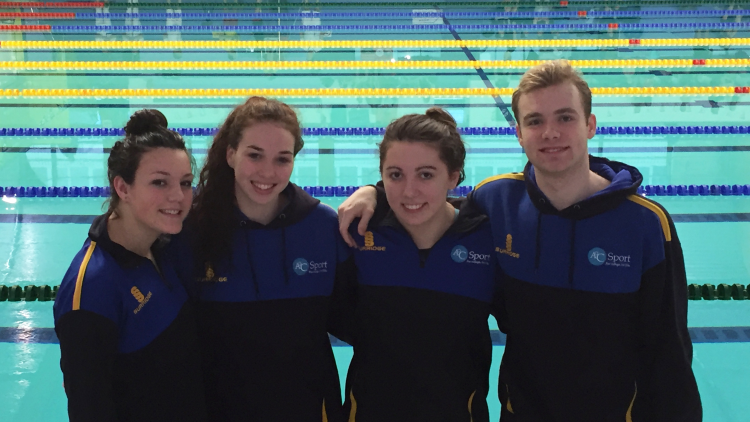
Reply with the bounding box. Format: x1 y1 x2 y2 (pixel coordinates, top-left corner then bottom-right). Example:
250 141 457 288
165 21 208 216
1 38 748 49
0 59 743 70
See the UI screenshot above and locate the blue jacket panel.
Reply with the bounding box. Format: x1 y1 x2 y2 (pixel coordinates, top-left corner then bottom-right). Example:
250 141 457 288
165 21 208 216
473 176 665 295
54 229 189 354
351 218 497 303
185 203 349 303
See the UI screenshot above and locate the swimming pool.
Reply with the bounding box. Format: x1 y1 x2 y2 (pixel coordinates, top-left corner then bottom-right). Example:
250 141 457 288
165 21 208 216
1 0 749 420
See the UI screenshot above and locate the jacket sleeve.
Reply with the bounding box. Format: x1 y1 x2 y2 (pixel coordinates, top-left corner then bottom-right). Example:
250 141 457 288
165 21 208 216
636 212 702 421
371 181 392 222
490 265 509 335
56 310 120 422
327 255 358 346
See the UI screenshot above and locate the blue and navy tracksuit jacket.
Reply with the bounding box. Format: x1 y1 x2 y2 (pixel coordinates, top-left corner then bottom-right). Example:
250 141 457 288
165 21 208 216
53 214 207 422
336 205 502 422
167 182 351 422
467 156 701 422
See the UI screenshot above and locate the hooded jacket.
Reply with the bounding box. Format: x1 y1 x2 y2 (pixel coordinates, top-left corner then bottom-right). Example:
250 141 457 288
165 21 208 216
53 214 207 422
467 156 701 422
336 202 502 422
167 182 351 422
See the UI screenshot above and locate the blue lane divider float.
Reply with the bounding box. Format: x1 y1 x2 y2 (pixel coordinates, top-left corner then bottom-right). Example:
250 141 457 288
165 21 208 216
3 125 750 137
71 10 750 20
1 185 749 198
37 21 750 33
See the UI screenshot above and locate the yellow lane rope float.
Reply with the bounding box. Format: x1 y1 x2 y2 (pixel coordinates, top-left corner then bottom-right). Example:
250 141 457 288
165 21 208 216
0 87 742 98
0 58 746 70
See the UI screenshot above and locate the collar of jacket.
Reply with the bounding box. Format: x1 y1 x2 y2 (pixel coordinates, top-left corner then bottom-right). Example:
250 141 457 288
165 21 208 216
88 213 170 269
235 182 321 230
523 155 644 220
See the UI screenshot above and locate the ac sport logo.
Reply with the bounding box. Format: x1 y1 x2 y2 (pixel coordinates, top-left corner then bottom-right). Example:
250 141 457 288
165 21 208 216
588 247 631 268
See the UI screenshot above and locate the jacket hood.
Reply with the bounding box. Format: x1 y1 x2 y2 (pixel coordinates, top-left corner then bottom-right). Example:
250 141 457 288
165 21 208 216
524 155 643 220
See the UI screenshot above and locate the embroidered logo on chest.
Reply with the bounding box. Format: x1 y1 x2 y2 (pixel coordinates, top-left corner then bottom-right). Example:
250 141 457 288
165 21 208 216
293 258 328 275
131 286 152 315
451 245 491 265
359 231 386 252
496 234 520 258
588 247 631 268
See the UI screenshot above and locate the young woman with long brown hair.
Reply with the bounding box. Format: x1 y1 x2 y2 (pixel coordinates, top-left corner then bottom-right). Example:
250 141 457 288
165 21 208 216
168 97 349 422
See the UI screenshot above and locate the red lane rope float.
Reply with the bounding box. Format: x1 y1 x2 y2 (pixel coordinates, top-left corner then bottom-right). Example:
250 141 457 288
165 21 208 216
0 2 45 7
45 1 103 6
0 25 51 31
0 2 102 7
0 12 75 18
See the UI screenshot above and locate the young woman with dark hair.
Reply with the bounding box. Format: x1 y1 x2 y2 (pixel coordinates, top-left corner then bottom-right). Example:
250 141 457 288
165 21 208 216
336 107 503 422
168 97 350 422
53 109 206 422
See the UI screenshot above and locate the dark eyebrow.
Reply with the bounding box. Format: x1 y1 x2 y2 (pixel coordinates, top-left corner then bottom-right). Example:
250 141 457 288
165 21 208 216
554 108 579 115
385 166 402 171
182 173 194 179
522 112 542 121
415 166 437 171
248 145 293 155
151 171 171 176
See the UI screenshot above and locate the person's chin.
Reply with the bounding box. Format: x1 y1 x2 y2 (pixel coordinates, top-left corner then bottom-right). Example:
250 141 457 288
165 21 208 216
394 210 430 228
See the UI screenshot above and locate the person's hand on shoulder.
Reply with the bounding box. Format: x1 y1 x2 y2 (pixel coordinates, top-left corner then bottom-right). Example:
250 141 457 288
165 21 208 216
337 186 378 247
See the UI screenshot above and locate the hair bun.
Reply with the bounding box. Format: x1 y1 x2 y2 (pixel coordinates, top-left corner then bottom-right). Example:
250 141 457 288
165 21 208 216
124 109 169 137
425 107 458 130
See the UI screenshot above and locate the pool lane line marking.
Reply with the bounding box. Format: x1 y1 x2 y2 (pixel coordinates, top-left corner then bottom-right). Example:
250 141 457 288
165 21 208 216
1 327 750 345
443 16 515 126
2 214 749 225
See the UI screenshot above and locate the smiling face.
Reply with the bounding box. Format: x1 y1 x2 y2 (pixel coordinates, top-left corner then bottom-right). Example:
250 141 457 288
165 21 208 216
516 82 597 178
226 122 295 212
382 141 459 231
114 147 194 237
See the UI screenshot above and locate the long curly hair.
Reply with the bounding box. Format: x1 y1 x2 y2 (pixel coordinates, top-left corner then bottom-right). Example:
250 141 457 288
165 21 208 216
189 97 304 266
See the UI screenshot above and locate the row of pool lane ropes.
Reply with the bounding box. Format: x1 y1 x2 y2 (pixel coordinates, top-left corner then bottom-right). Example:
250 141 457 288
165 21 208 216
5 124 750 136
0 283 746 302
3 184 750 198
